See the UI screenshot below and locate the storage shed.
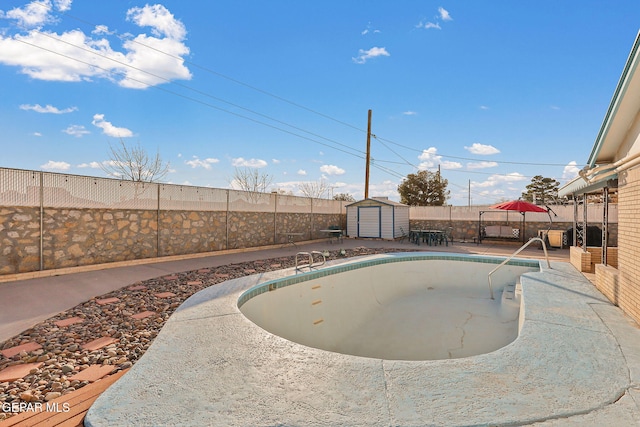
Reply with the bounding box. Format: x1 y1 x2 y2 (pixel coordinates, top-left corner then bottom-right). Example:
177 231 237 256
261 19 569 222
345 198 409 239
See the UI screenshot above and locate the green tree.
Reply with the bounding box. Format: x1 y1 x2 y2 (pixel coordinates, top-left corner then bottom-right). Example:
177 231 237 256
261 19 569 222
521 175 560 204
397 170 449 206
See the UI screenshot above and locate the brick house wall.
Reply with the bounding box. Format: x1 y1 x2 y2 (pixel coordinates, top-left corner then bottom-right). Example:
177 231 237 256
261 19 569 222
609 165 640 323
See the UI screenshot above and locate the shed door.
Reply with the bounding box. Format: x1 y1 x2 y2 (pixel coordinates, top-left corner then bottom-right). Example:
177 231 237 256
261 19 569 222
358 206 381 238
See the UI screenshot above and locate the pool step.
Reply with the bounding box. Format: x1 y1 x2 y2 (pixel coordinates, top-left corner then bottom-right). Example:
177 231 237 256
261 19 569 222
501 283 522 303
500 283 521 319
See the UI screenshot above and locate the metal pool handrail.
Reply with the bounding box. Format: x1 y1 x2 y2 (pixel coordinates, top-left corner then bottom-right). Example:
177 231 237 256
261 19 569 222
487 237 551 300
295 251 326 271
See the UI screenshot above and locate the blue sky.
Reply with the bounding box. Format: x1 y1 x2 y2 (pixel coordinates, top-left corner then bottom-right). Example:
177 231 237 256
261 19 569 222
1 1 639 205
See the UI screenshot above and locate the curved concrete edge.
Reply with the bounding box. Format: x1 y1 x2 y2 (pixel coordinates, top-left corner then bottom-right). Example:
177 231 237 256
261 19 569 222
86 256 638 427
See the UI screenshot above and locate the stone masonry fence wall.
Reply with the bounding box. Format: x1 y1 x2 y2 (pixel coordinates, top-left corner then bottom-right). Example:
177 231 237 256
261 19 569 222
0 168 345 275
0 168 618 276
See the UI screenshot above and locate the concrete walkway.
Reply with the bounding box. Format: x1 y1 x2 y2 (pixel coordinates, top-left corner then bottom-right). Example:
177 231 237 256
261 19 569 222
0 239 567 343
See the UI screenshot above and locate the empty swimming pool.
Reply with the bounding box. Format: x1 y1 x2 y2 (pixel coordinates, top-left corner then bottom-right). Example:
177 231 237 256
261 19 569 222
239 254 539 360
86 252 635 427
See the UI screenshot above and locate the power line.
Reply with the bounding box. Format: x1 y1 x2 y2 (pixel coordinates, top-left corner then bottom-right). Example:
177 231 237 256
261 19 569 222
32 1 581 170
18 2 577 190
22 28 366 159
374 135 585 167
31 1 368 135
371 135 549 181
14 35 568 187
15 37 369 162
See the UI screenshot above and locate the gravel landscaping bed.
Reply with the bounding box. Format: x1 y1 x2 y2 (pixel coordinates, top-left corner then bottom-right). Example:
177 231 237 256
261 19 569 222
0 247 413 420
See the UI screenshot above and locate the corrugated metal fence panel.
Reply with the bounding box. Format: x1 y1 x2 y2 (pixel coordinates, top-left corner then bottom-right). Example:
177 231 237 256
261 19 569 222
311 197 343 214
410 206 449 220
0 168 40 207
228 190 275 212
411 204 616 223
42 173 158 209
276 194 311 213
160 185 227 211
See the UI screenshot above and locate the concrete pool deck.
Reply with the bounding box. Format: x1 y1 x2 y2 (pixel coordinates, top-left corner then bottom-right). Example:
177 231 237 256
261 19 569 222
85 252 640 426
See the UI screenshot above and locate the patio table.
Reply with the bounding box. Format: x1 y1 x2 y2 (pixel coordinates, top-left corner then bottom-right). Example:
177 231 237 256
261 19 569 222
320 229 344 244
410 230 448 246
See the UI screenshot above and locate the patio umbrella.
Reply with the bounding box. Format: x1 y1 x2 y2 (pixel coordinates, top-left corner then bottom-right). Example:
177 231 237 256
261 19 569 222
490 200 549 213
489 200 551 243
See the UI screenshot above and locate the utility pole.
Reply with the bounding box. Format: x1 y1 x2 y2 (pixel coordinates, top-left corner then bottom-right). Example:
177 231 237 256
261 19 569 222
364 109 372 199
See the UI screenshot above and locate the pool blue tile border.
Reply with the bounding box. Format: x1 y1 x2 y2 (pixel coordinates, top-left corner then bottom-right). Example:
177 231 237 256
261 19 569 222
237 253 540 308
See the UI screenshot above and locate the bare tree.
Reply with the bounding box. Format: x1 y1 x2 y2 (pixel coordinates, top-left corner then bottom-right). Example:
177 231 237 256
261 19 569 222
102 139 170 182
298 180 330 199
333 193 355 202
231 167 273 193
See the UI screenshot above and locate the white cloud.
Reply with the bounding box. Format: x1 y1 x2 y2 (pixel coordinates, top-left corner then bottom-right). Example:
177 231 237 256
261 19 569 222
562 161 580 181
92 25 112 36
467 161 498 170
41 160 70 170
272 180 303 195
416 7 452 30
91 114 133 137
185 156 219 169
297 169 307 176
0 4 191 89
464 143 500 155
473 173 527 188
361 22 380 36
320 164 345 176
20 103 77 114
479 105 490 110
4 0 55 28
33 132 42 137
418 147 462 170
272 158 281 164
417 21 441 30
232 157 267 168
403 111 417 116
368 180 400 200
77 161 101 169
352 46 390 64
62 124 90 137
127 4 186 41
438 7 453 21
441 161 463 169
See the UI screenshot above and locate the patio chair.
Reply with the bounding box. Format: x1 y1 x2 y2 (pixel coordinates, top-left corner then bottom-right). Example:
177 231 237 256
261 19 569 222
327 225 343 243
445 227 454 245
399 226 410 243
